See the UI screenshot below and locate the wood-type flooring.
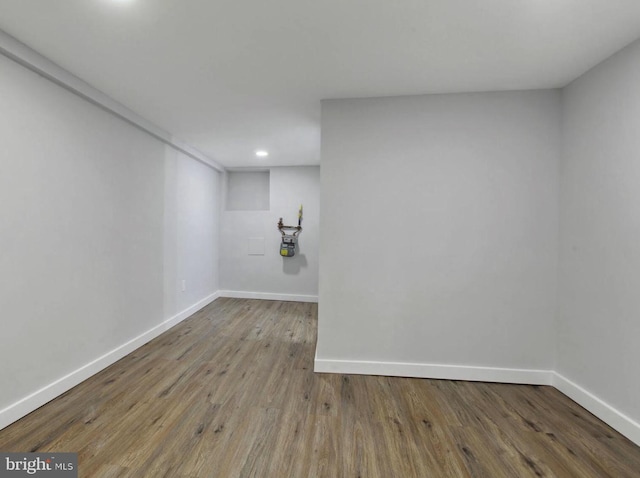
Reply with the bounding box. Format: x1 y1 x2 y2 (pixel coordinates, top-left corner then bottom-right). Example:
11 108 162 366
1 298 639 477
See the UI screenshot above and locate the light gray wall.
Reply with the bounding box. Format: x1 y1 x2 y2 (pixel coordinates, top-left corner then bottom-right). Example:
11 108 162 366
220 166 320 298
0 53 220 414
164 147 220 317
557 39 640 424
226 171 270 211
318 91 561 369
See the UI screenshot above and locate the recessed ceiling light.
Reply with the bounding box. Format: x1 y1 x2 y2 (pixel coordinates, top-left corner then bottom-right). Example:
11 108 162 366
255 150 269 158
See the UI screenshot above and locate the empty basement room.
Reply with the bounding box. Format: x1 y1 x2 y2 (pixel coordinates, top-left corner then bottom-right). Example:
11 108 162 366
2 1 640 477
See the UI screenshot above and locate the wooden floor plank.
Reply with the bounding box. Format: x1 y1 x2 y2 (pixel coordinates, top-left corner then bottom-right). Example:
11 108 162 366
1 297 639 477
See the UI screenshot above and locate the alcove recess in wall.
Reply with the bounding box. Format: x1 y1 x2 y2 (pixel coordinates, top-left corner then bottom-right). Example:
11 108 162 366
225 170 270 211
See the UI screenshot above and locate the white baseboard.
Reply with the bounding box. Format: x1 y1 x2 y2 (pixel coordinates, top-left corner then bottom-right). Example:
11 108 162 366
313 358 640 446
4 297 638 447
552 372 640 446
314 358 553 385
0 291 220 431
218 290 318 303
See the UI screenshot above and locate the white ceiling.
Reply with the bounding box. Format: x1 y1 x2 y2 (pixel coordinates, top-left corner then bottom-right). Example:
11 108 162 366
1 0 639 168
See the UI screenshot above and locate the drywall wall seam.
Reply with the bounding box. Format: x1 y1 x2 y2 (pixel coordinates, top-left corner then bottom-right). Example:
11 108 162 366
0 28 224 173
